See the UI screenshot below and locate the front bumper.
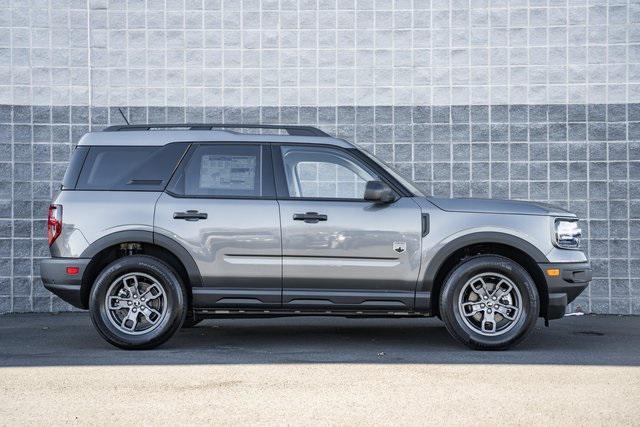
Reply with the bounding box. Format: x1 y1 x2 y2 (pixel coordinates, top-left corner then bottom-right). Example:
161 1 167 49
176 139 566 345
40 258 91 309
538 261 592 320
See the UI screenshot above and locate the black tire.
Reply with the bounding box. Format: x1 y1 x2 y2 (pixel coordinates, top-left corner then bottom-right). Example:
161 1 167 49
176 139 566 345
439 255 539 351
89 255 187 350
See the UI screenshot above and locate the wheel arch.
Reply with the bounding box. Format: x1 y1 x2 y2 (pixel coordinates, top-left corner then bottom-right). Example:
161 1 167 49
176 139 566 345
421 232 549 318
79 230 202 309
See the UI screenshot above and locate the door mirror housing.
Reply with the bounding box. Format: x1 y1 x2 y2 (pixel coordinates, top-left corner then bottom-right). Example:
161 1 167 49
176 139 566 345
364 181 396 204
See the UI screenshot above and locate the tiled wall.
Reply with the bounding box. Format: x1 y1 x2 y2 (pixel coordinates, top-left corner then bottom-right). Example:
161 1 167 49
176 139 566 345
1 103 640 314
3 0 640 107
1 0 640 314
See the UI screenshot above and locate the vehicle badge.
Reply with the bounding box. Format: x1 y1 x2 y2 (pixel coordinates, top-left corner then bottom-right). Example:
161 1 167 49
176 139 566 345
393 242 406 254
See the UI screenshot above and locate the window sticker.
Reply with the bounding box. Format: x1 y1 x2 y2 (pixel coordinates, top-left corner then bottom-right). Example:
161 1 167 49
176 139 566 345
199 155 257 191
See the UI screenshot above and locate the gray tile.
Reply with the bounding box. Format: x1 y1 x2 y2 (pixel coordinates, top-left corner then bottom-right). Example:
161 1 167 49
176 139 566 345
548 105 567 122
318 107 336 124
413 106 430 123
529 124 547 142
204 107 223 122
471 124 490 142
13 106 32 124
432 106 450 123
470 106 489 123
394 107 412 124
588 104 607 122
338 107 356 124
490 124 508 141
490 105 508 123
279 107 298 124
355 107 374 125
0 106 11 123
223 107 242 123
299 107 318 124
509 105 527 123
451 106 469 123
529 105 547 122
568 105 587 122
629 104 640 121
608 104 626 122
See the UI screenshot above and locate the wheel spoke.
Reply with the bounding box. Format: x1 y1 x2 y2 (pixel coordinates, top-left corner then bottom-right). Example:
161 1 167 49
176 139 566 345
139 305 162 324
481 310 497 333
122 275 140 297
140 283 163 301
120 309 139 332
108 296 132 310
461 301 484 317
470 277 490 299
492 279 514 301
494 304 518 321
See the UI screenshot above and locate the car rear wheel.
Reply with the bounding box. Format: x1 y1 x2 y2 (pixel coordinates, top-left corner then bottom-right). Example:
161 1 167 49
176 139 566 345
439 255 539 350
89 255 187 349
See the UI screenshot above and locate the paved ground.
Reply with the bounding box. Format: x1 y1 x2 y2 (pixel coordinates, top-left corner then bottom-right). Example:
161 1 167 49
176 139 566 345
0 313 639 425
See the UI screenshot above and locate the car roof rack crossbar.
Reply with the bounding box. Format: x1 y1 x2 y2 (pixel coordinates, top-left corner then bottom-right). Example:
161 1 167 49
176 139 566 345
102 123 330 137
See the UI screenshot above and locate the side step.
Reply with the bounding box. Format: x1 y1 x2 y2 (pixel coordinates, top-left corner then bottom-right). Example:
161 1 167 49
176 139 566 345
192 308 431 319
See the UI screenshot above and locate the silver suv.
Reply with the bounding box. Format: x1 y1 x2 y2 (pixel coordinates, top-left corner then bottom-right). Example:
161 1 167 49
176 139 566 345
41 124 591 350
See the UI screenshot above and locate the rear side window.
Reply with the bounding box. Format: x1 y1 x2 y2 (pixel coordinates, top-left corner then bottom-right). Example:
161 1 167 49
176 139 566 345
61 146 89 189
167 144 275 198
76 143 187 191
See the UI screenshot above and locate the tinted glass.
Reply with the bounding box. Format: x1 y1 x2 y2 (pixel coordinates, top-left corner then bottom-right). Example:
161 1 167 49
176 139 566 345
76 143 187 191
280 146 378 199
168 144 274 197
61 146 89 189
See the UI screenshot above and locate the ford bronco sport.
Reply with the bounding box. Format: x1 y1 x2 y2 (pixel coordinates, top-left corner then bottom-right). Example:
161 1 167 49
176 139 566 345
41 124 591 350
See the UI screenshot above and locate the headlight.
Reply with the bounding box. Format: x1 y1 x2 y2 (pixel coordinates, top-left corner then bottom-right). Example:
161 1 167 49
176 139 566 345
554 219 581 249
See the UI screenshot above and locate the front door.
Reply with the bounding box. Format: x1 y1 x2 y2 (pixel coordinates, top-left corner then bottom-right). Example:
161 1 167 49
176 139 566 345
154 143 282 309
274 144 422 311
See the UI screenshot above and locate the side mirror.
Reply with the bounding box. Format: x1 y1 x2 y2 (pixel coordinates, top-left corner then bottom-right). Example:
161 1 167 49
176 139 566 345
364 181 396 204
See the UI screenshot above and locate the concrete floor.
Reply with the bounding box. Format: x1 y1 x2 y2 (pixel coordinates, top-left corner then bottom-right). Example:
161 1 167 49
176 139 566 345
0 313 639 425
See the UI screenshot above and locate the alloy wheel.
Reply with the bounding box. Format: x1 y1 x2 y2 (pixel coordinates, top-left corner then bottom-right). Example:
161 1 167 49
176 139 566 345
104 272 167 335
457 272 523 336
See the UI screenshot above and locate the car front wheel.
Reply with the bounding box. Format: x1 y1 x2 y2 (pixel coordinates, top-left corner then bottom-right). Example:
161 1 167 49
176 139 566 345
439 255 539 350
89 255 187 349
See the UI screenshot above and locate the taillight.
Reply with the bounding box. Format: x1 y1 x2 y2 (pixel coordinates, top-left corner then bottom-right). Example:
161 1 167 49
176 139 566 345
48 204 62 246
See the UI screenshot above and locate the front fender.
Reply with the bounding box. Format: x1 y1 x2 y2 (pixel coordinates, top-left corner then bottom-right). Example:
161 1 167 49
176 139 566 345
414 229 549 312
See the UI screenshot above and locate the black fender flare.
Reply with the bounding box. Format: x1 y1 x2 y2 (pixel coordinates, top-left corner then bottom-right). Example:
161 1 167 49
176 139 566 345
419 231 548 295
80 230 202 287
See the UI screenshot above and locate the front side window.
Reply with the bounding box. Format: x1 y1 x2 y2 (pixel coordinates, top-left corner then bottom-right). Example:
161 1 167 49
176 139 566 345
168 144 274 197
359 149 425 197
280 146 379 199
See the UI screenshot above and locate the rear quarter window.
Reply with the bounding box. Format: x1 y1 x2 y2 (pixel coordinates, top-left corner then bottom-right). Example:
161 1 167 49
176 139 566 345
61 146 89 190
75 143 188 191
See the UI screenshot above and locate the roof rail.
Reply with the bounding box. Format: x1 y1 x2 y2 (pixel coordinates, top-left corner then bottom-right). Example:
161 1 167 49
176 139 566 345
102 123 330 137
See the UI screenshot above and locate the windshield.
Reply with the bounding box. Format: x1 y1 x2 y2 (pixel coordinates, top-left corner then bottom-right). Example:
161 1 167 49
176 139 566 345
361 149 426 197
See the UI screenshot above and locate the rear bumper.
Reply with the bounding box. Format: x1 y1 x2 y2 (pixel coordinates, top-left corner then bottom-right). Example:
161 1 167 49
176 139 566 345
40 258 91 309
538 261 592 320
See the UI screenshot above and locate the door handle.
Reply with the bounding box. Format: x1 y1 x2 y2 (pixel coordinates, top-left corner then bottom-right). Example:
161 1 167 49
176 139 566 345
293 212 328 223
173 210 208 221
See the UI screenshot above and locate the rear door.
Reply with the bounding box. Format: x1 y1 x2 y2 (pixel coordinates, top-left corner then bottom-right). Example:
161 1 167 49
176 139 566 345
273 144 422 311
154 143 282 309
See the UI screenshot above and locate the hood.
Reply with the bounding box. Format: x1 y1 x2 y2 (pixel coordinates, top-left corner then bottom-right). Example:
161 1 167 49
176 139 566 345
426 197 576 217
